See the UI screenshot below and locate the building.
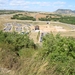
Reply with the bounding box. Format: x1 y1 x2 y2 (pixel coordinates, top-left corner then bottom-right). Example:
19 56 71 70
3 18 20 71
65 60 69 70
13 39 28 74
35 25 39 30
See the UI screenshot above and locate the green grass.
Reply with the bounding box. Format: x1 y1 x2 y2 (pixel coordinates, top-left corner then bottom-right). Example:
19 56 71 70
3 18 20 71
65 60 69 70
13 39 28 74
18 48 36 58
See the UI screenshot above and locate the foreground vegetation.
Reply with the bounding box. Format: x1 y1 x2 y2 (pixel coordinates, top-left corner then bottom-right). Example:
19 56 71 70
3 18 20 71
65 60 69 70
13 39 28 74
0 31 75 75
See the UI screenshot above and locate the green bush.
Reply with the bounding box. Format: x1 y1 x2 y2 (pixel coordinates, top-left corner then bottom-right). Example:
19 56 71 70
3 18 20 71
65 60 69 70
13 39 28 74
11 14 36 21
39 14 75 24
37 33 75 75
0 31 36 51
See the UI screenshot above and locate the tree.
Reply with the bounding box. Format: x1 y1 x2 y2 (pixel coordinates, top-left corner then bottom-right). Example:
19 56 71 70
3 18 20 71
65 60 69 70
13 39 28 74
0 31 36 51
42 33 75 62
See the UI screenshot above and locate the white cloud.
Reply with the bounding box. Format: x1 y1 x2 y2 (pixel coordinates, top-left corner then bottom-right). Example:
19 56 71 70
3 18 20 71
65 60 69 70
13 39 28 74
53 1 66 5
10 0 27 6
51 1 66 9
0 0 8 6
0 0 66 11
9 0 66 7
10 0 41 6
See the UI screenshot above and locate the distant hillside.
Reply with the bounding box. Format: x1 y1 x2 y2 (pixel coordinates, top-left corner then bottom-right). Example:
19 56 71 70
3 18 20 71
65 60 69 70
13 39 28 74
55 9 75 14
0 10 24 12
0 10 25 15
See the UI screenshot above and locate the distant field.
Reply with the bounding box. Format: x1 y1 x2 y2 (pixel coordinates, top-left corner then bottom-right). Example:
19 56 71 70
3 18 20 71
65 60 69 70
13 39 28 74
0 13 75 43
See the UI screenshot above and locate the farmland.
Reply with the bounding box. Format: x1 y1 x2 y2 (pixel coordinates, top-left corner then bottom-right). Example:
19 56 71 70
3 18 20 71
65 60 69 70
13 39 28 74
0 11 75 43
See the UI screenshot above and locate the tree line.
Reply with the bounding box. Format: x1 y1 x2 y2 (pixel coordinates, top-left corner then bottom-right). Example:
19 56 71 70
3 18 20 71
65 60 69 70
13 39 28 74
39 14 75 25
11 14 36 21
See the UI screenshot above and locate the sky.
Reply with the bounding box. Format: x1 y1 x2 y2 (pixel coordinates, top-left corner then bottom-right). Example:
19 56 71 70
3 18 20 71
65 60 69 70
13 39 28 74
0 0 75 12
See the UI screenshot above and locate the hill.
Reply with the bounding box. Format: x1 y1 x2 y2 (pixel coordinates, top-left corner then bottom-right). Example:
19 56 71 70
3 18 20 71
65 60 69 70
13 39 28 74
55 9 75 14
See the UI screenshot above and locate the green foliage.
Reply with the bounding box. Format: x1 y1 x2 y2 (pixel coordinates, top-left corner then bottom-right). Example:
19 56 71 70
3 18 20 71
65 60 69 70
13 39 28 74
38 33 75 75
11 14 36 21
0 31 36 51
39 14 75 25
0 31 75 75
42 33 75 61
18 48 35 58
